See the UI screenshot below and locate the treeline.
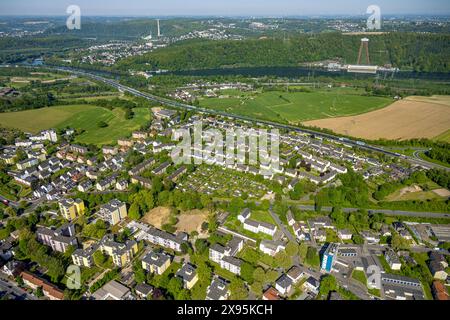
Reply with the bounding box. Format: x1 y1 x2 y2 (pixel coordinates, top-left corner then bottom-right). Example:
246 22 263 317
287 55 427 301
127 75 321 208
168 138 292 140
425 146 450 165
427 169 450 190
116 33 450 73
373 171 429 201
0 92 57 112
315 169 369 208
0 36 91 63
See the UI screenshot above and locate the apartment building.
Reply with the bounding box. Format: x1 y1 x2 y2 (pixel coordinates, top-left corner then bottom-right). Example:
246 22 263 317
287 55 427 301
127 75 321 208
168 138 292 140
59 198 85 221
36 224 78 253
99 235 138 267
98 199 128 225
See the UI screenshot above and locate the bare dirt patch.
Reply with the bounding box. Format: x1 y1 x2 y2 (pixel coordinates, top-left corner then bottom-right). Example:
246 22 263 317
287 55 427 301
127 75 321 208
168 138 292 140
433 188 450 198
141 206 171 229
304 96 450 141
175 209 209 235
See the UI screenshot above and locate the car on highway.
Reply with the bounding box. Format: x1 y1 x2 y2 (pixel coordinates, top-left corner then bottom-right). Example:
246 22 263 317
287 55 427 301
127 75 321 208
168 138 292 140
2 199 9 206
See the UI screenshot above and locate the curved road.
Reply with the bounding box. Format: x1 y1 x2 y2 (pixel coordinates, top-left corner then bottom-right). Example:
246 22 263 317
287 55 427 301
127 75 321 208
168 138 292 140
50 66 449 172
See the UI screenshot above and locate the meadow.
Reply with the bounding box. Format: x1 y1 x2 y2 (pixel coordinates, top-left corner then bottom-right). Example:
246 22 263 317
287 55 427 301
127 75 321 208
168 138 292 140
0 104 151 145
305 95 450 142
198 88 393 123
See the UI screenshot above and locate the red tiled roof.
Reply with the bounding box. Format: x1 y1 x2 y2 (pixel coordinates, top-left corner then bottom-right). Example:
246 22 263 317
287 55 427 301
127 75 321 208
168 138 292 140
432 281 449 301
20 271 64 300
263 287 281 300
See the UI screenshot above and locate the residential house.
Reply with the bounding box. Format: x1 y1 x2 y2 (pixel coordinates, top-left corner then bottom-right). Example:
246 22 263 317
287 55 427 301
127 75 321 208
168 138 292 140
20 271 65 300
385 250 402 271
91 280 133 300
275 274 293 296
303 276 320 293
144 228 187 252
135 283 154 299
206 277 230 300
243 219 277 237
287 266 304 284
262 287 281 301
176 263 199 290
338 229 353 240
142 251 172 275
259 240 286 256
432 281 449 300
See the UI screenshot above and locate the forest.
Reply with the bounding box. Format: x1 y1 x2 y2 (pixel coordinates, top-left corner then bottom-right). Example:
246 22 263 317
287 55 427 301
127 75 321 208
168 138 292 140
116 33 450 73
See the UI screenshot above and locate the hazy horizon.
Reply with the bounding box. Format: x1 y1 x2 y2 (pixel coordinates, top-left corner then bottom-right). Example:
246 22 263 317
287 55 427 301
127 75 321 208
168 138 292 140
2 0 450 17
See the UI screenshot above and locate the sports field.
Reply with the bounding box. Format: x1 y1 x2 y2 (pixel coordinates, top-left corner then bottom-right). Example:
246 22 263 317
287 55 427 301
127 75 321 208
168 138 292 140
199 88 393 123
305 95 450 142
0 104 151 145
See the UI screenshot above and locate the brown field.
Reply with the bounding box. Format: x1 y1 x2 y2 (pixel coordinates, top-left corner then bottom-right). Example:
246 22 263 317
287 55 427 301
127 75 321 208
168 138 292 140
304 96 450 141
141 206 171 229
175 209 209 235
433 189 450 198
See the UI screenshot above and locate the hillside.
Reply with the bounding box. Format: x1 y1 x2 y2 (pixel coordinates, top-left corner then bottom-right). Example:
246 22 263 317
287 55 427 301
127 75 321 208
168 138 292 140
116 33 450 73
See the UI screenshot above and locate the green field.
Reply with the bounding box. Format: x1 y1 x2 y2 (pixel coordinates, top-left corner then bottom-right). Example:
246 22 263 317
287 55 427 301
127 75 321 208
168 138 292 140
0 104 151 145
433 129 450 143
199 89 393 123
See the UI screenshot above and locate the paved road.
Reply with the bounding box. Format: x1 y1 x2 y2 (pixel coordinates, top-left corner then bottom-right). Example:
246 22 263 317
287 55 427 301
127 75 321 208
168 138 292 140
295 204 450 219
0 275 36 300
0 195 19 209
269 206 296 242
48 66 449 172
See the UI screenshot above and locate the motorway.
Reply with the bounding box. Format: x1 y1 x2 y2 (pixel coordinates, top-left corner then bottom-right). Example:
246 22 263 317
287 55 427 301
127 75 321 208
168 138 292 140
51 66 450 172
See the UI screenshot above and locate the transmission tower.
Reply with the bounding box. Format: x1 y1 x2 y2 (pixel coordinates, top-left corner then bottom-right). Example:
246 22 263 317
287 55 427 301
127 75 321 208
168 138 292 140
357 38 371 65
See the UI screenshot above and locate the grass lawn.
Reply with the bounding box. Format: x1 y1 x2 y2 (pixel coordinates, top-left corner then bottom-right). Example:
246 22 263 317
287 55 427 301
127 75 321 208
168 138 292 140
352 270 367 285
250 211 276 225
199 89 393 124
433 129 450 143
0 104 151 146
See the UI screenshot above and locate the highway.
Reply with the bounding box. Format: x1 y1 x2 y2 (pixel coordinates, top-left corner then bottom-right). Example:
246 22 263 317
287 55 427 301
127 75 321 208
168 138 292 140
51 66 450 172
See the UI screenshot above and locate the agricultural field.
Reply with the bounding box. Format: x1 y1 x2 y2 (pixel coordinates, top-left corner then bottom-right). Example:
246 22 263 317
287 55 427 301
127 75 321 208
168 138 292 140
305 95 450 142
198 87 392 123
0 104 151 145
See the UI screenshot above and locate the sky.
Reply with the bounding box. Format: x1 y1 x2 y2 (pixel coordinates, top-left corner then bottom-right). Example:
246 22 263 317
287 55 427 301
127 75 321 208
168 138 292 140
1 0 450 17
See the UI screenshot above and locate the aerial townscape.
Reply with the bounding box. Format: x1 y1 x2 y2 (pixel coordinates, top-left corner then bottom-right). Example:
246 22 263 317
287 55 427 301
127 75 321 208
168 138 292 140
0 0 449 307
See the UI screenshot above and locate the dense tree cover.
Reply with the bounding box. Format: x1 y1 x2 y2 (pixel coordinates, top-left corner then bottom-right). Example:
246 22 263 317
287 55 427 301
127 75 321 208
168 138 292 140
373 171 428 201
390 232 411 250
425 146 450 166
319 275 338 298
426 169 450 189
305 246 320 267
0 91 57 113
117 33 450 73
0 36 91 63
315 169 369 209
15 230 66 282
